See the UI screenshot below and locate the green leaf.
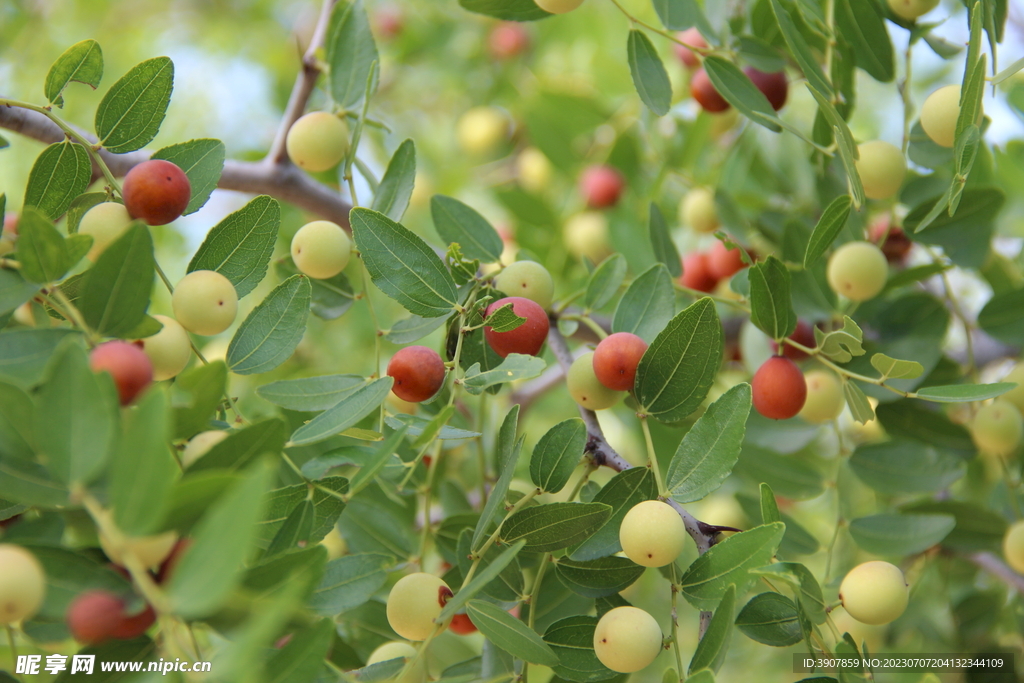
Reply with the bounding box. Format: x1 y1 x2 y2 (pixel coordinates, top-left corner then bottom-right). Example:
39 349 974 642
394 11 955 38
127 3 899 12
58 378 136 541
110 389 177 536
22 142 92 220
256 374 365 412
913 382 1014 403
186 419 288 472
459 0 550 20
483 302 527 333
667 383 751 503
703 56 781 132
906 187 1004 239
467 600 560 666
385 313 451 344
152 139 226 216
760 483 781 524
543 616 617 683
188 195 280 298
736 445 825 500
0 329 79 389
501 502 612 553
172 360 227 440
735 592 803 647
530 418 587 494
17 545 130 630
326 0 379 108
689 584 735 673
351 208 458 318
0 381 34 460
463 353 546 395
78 223 154 338
648 203 681 278
636 298 723 422
679 522 786 610
870 353 924 380
848 439 965 494
289 377 392 446
0 269 41 318
371 139 416 222
770 0 831 96
834 0 894 82
900 500 1006 553
751 562 826 625
309 553 393 616
554 556 645 598
265 619 334 683
651 0 716 39
627 30 671 116
347 425 409 498
64 233 93 268
803 195 852 268
44 39 103 107
814 316 864 363
612 263 674 344
749 256 796 340
258 476 348 546
438 540 526 623
876 400 974 457
473 405 521 548
264 499 315 558
34 340 119 485
584 254 627 311
570 467 657 561
227 274 311 375
95 57 174 153
430 195 504 262
978 287 1024 346
15 208 70 284
848 513 955 556
64 191 107 234
843 381 875 425
276 259 354 321
167 460 274 619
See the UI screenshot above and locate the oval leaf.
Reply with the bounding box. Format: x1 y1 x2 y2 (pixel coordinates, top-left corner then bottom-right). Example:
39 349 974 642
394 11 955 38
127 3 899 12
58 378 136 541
612 263 675 343
326 0 379 108
95 57 174 153
569 467 657 561
430 195 503 263
501 502 612 553
256 374 366 412
848 513 955 556
23 142 92 220
703 56 781 132
803 195 852 268
679 522 785 611
466 600 559 666
530 418 587 495
289 377 393 446
912 382 1015 403
188 195 280 298
627 30 672 116
848 439 964 495
584 254 627 311
44 39 104 107
749 255 796 340
78 223 154 338
689 584 735 673
371 139 416 222
735 592 803 647
227 275 311 375
554 556 645 599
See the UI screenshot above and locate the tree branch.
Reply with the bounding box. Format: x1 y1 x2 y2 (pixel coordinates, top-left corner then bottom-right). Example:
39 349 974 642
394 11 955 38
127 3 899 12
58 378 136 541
967 551 1024 593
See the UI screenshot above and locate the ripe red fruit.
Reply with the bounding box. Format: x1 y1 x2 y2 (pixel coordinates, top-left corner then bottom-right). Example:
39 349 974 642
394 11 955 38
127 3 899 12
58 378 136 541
673 28 707 68
90 341 154 406
387 346 447 403
483 297 550 358
593 332 648 391
374 4 404 40
108 603 156 640
707 239 748 281
869 219 912 264
743 67 788 111
579 165 625 209
770 320 816 361
751 356 807 420
680 252 718 293
67 591 126 645
489 22 530 60
449 612 478 635
690 68 729 113
122 160 191 226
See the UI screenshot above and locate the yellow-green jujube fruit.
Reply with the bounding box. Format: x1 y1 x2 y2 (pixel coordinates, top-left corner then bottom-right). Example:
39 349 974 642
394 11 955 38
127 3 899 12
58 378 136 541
291 220 352 279
99 530 178 569
517 147 553 194
140 314 191 381
999 363 1024 416
182 430 229 467
386 573 453 641
799 370 846 424
494 261 554 309
856 141 907 200
887 0 940 21
619 500 686 568
563 212 611 263
172 270 239 336
920 85 962 149
1003 520 1024 574
593 606 663 673
535 0 585 14
0 544 46 624
286 111 350 172
320 527 348 560
366 641 427 683
827 241 888 302
456 106 509 156
839 561 909 626
567 352 625 410
79 202 134 261
971 399 1023 456
680 187 720 234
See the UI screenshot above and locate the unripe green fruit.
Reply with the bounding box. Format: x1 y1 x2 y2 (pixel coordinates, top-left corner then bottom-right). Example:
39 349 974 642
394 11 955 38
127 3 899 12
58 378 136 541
798 370 845 424
563 212 611 263
971 399 1023 456
140 315 191 381
517 147 553 194
680 187 719 234
887 0 939 20
286 112 350 172
182 430 229 467
79 202 133 261
839 561 908 625
100 530 179 569
856 141 906 201
999 363 1024 415
827 241 888 302
535 0 585 14
494 261 554 309
291 220 352 279
567 352 625 410
386 573 453 641
456 107 509 156
366 641 426 683
619 500 686 567
172 270 239 336
1003 520 1024 574
920 85 962 149
0 544 46 624
593 606 663 673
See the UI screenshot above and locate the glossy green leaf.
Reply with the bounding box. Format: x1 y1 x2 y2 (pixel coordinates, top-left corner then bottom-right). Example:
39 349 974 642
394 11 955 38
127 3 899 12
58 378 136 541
543 616 617 683
172 360 227 440
152 138 226 216
760 483 781 524
848 439 964 494
187 419 288 472
188 195 279 298
554 556 645 599
835 0 893 82
310 553 393 616
703 56 781 132
290 377 392 446
78 223 154 338
570 466 657 561
467 600 559 666
463 353 545 395
530 418 587 494
689 584 735 673
770 0 831 96
482 302 526 333
44 39 103 107
15 208 70 284
227 274 311 375
735 592 803 647
22 142 92 220
803 195 852 268
751 562 826 625
501 502 612 552
913 382 1014 403
95 57 174 153
749 256 796 340
326 0 379 107
584 253 627 311
679 523 785 610
627 30 671 116
612 263 674 343
430 195 503 262
848 513 955 555
371 139 416 221
256 374 365 412
473 405 521 548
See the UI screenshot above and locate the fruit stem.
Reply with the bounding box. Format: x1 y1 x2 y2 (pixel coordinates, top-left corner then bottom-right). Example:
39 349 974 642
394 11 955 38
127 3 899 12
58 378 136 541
606 0 717 61
672 281 751 311
522 553 551 683
357 262 384 430
416 439 444 567
565 314 608 340
639 414 666 496
668 565 685 681
49 286 99 345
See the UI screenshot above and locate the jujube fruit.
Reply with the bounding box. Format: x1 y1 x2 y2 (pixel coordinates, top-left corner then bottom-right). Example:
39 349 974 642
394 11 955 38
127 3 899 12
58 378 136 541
66 591 124 644
139 314 191 381
593 606 663 673
449 612 478 635
619 500 686 567
869 219 913 263
743 67 788 111
291 220 352 279
690 68 729 113
534 0 585 14
517 147 553 194
182 430 228 467
456 106 509 156
680 251 718 293
489 22 530 60
172 270 239 336
839 561 909 625
580 165 625 209
887 0 939 20
920 85 963 149
856 141 907 200
567 352 625 410
373 5 404 41
999 363 1024 416
483 297 550 358
79 202 134 260
771 319 816 360
971 399 1023 456
387 346 447 403
286 111 350 172
366 641 426 683
707 238 748 281
0 544 46 624
752 356 807 420
593 332 648 392
89 340 154 406
100 530 179 569
680 187 720 234
1003 520 1024 574
673 28 707 68
827 241 888 302
108 603 156 640
798 370 845 424
494 260 555 309
563 212 611 263
385 573 453 641
122 159 191 226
